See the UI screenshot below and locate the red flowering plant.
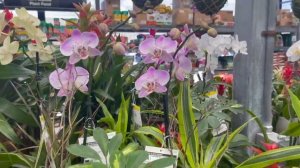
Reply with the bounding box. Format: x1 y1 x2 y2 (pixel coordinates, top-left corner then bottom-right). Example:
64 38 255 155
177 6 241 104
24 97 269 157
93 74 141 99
271 63 300 131
214 73 233 98
251 142 280 168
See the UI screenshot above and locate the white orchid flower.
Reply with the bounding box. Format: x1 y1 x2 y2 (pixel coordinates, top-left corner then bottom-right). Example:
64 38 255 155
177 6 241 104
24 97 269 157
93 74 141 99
0 37 19 65
27 43 55 61
287 41 300 62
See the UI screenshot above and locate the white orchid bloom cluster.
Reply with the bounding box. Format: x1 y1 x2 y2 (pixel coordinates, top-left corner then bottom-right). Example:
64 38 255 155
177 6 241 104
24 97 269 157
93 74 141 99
195 34 248 73
287 41 300 62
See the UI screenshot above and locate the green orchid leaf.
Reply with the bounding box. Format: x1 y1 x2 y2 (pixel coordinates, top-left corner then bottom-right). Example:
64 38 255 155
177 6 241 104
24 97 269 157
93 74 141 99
0 153 33 168
67 144 101 161
108 133 123 154
93 128 109 157
237 145 300 168
126 150 148 168
0 64 35 79
177 80 199 168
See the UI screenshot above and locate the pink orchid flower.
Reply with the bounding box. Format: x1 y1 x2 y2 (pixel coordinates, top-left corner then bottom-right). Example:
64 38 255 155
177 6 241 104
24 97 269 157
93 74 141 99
139 35 177 64
49 63 89 97
173 48 192 81
135 67 170 98
60 29 102 64
181 24 200 51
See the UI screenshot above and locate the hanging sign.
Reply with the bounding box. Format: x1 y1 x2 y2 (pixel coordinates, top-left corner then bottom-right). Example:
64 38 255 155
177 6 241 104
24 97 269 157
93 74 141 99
3 0 84 11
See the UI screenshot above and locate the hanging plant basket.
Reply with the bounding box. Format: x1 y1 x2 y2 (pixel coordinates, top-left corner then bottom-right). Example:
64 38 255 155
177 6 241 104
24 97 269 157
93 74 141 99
132 0 163 9
292 0 300 19
193 0 227 15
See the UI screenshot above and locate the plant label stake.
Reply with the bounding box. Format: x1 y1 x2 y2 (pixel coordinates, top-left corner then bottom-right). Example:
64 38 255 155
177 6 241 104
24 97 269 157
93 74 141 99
83 118 95 145
79 132 116 163
132 92 143 128
144 146 179 168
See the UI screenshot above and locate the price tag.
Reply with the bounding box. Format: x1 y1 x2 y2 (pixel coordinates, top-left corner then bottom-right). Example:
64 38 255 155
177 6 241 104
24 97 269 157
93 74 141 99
132 104 142 128
78 132 116 163
144 146 179 168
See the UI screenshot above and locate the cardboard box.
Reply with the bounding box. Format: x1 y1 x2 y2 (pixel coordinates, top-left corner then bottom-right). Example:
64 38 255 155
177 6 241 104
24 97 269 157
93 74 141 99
102 0 120 18
147 12 157 26
154 12 172 26
277 10 294 26
213 10 234 26
134 13 147 25
194 12 213 25
173 8 193 25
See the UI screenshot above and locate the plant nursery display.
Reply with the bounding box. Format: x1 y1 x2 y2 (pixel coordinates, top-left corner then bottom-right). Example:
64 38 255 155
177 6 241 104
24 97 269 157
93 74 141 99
1 1 300 168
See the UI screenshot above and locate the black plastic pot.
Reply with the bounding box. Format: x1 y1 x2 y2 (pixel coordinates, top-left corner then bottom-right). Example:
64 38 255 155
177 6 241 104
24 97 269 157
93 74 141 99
193 0 227 15
292 0 300 19
132 0 163 9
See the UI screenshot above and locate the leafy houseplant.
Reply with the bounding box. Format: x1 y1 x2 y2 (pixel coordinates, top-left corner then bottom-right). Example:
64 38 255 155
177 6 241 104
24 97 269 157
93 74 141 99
67 128 176 168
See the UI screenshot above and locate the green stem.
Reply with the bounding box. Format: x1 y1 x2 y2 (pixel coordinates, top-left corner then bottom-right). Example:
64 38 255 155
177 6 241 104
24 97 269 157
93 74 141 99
246 110 270 143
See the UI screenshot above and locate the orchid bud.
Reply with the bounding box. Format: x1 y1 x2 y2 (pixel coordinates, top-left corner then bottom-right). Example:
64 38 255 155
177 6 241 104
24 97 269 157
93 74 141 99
207 28 218 38
113 42 126 55
198 19 209 29
99 23 109 35
169 28 181 40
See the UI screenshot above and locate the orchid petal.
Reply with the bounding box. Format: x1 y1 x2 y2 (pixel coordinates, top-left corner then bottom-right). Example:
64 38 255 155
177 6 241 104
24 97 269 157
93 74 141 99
49 68 65 89
139 38 155 54
0 54 13 65
179 56 193 73
88 47 102 57
142 54 156 64
69 54 81 64
57 89 69 97
153 69 170 86
82 31 99 48
154 84 167 93
175 68 185 81
71 29 82 41
138 89 150 98
156 36 177 53
60 38 74 56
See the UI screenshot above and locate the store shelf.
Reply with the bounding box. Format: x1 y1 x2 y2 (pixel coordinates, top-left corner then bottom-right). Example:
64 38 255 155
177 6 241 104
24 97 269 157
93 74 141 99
276 26 298 33
115 24 235 34
274 46 290 52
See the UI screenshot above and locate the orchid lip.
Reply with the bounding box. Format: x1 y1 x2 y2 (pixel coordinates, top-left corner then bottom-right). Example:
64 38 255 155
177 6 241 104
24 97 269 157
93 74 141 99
144 82 156 93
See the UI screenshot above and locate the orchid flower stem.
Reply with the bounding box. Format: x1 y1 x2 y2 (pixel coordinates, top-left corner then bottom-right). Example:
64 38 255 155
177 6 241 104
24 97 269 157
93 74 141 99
246 110 270 143
101 10 144 51
83 58 96 146
162 27 205 148
202 53 208 92
163 94 172 148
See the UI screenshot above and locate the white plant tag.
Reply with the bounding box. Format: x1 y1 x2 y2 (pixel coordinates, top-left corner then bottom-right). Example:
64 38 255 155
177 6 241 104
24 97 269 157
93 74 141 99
78 132 116 163
132 104 142 128
144 146 179 168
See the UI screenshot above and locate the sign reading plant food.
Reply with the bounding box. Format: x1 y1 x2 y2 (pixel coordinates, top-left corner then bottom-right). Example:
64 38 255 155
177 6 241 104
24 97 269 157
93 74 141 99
3 0 83 10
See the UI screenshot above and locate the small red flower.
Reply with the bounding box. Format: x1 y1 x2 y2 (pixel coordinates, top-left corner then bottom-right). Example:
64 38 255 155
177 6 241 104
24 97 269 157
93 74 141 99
217 85 226 96
220 73 233 85
251 142 279 168
158 123 165 133
4 8 13 21
282 63 293 85
262 142 279 151
149 28 156 37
